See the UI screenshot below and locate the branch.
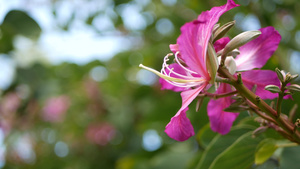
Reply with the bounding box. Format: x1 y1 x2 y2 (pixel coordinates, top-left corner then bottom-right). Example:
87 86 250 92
218 66 300 144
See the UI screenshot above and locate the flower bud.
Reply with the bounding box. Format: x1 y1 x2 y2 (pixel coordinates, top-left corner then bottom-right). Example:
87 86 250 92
286 84 300 93
206 42 218 83
286 74 299 83
212 23 220 34
222 30 261 57
196 97 204 112
224 56 236 75
265 85 281 93
275 68 284 83
213 20 236 43
252 126 268 137
217 49 240 57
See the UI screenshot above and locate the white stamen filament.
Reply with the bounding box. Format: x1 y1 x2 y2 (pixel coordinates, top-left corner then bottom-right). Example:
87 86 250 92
139 53 206 88
174 52 197 74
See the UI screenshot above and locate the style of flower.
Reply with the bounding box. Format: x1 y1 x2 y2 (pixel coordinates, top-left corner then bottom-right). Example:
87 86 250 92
208 26 282 134
140 0 239 141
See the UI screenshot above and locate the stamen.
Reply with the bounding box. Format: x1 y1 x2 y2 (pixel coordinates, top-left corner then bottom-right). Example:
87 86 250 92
174 52 197 74
139 64 201 83
139 53 206 88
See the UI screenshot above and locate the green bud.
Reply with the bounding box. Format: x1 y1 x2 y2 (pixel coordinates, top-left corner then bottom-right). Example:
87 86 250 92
265 85 281 93
206 42 218 84
217 49 240 57
290 74 299 82
213 21 236 43
196 97 204 112
286 84 300 93
222 30 261 57
212 23 220 34
229 98 245 107
285 72 292 82
295 119 300 127
284 91 293 95
289 104 298 122
227 49 240 57
275 68 284 83
252 126 267 137
285 72 298 83
252 84 257 93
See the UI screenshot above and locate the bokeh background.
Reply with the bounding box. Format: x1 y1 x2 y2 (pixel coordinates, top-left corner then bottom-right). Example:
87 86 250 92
0 0 300 168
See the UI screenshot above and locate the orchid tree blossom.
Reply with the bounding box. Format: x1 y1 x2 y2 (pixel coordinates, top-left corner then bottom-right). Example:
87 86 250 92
140 0 239 141
208 26 282 135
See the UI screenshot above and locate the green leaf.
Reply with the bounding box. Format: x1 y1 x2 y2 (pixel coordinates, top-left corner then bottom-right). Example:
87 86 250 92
255 139 278 165
196 126 255 169
196 123 218 149
237 116 260 128
209 132 264 169
2 10 41 39
280 145 300 169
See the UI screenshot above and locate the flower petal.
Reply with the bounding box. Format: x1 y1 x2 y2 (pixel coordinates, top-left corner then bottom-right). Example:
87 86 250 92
169 44 179 54
235 26 281 71
207 83 239 135
177 0 238 79
159 63 188 92
241 70 280 99
164 107 194 141
165 85 206 141
214 37 230 52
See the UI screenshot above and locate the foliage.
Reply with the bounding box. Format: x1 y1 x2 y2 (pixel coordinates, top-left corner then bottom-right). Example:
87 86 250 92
0 0 300 169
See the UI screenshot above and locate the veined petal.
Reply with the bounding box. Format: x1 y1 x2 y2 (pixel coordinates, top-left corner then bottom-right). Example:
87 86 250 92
165 85 206 141
177 0 238 79
235 26 281 71
241 70 280 99
177 22 207 78
207 83 239 135
214 37 230 52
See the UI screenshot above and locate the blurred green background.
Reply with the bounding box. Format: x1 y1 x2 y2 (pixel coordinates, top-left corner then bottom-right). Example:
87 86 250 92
0 0 300 168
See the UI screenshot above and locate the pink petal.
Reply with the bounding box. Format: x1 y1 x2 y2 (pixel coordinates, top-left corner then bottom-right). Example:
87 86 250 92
214 37 230 52
241 70 280 100
235 26 281 71
169 44 179 54
159 63 188 92
165 107 194 141
177 0 238 79
165 85 207 141
207 83 239 135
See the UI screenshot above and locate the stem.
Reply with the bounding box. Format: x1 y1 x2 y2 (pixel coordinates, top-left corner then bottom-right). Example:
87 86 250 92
216 76 233 84
218 66 300 144
277 142 299 148
276 83 286 118
289 104 298 122
246 100 277 124
199 90 238 99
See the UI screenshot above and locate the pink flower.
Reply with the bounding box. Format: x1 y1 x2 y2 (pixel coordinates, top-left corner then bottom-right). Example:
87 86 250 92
42 95 70 122
86 123 116 146
140 0 239 141
0 92 21 115
208 26 282 134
